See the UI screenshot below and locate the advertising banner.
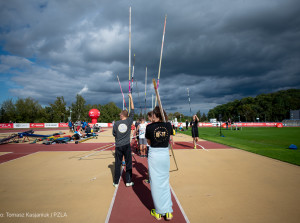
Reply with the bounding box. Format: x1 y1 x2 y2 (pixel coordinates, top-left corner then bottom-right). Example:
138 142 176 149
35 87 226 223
223 122 281 128
30 123 45 128
96 123 108 127
45 123 59 128
0 123 14 128
13 123 30 128
198 123 213 127
59 123 68 127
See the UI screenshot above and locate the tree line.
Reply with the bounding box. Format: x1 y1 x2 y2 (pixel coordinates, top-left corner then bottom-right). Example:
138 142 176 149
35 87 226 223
0 93 204 124
0 94 123 123
167 111 208 123
207 89 300 122
1 89 299 123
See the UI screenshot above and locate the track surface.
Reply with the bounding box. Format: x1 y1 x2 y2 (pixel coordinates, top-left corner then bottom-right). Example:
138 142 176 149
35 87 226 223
0 143 107 164
1 130 300 223
108 154 187 223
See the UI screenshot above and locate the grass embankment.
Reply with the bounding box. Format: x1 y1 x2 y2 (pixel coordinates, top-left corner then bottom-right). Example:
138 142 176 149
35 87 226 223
181 127 300 166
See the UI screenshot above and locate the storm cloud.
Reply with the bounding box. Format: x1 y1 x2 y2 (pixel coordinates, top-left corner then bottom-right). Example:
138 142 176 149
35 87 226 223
0 0 299 115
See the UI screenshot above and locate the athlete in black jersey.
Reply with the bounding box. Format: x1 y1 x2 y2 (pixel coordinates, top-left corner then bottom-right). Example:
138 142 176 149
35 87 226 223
191 114 199 149
145 106 173 221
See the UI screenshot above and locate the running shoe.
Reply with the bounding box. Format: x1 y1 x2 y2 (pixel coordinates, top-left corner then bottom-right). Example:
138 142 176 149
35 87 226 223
126 182 134 187
165 212 173 220
112 183 118 188
151 209 162 220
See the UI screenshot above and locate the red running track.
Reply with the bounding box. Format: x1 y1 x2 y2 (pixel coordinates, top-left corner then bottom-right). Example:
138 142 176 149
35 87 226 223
0 141 232 164
0 143 113 164
107 154 188 223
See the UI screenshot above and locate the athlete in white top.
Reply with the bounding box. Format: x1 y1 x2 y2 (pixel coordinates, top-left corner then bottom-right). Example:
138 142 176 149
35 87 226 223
174 120 178 132
137 118 147 157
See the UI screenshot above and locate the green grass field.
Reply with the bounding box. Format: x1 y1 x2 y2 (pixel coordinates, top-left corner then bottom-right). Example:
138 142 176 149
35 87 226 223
181 127 300 166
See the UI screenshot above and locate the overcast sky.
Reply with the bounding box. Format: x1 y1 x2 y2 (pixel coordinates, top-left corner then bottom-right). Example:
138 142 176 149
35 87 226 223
0 0 299 115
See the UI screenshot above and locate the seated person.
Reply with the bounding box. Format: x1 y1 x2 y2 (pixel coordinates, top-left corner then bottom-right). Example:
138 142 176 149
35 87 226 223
93 124 100 132
85 125 92 137
72 131 82 140
179 124 183 131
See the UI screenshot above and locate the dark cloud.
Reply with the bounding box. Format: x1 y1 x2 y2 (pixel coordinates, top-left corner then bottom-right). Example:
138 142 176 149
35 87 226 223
0 0 299 115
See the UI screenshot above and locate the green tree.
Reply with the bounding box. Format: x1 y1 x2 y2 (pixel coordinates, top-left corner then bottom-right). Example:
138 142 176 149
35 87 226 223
201 113 207 122
71 94 86 121
50 96 67 122
173 112 184 121
0 99 16 122
100 102 121 122
207 89 300 122
196 110 201 119
15 97 42 123
168 113 173 121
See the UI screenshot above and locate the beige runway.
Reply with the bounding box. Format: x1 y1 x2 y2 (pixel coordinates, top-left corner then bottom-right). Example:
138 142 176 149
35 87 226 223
170 149 300 223
0 129 299 222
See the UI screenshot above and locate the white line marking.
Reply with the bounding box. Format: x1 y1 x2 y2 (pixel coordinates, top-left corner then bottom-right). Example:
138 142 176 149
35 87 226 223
187 141 209 151
170 185 190 223
105 167 124 223
196 143 209 152
79 144 115 160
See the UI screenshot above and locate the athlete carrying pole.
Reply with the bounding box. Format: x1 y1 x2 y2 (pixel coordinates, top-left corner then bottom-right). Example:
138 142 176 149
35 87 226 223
112 93 135 187
152 79 178 171
145 78 177 221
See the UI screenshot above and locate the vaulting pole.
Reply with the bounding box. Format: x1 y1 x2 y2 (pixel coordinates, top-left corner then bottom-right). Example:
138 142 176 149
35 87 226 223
155 15 167 107
152 94 153 111
144 66 147 118
135 79 142 115
117 75 127 110
131 54 135 93
153 78 179 171
128 7 132 112
187 88 192 116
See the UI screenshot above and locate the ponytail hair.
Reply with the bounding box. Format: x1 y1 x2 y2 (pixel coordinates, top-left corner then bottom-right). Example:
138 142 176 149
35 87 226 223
153 106 168 122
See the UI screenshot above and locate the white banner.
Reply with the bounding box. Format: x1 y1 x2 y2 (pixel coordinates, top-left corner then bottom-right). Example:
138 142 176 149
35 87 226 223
13 123 30 128
96 123 108 127
45 123 59 128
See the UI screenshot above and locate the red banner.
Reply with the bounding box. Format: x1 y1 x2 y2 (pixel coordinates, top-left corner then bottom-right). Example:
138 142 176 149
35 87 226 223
0 123 14 128
59 123 69 127
30 123 45 128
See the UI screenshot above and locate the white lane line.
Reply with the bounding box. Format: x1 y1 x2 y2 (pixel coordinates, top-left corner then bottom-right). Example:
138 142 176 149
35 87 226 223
79 144 115 160
105 167 124 223
187 141 209 151
196 143 209 152
170 185 190 223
